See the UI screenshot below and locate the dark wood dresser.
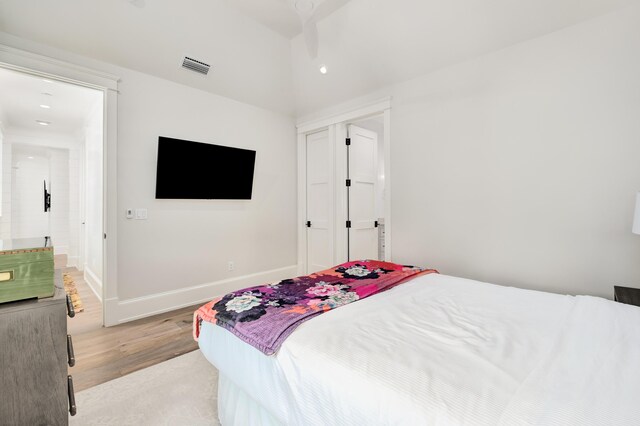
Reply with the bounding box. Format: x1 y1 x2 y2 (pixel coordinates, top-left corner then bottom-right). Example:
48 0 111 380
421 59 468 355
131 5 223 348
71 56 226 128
0 271 76 425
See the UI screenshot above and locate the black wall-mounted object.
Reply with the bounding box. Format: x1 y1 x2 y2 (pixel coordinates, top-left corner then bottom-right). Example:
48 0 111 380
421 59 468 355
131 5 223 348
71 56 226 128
155 136 257 200
43 181 51 212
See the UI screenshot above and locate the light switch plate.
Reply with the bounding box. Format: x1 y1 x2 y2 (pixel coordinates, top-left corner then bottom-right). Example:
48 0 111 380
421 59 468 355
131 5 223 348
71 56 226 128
135 208 148 220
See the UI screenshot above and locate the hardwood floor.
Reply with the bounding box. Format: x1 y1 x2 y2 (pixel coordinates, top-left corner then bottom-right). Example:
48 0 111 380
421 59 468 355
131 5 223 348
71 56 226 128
56 256 200 392
70 304 200 391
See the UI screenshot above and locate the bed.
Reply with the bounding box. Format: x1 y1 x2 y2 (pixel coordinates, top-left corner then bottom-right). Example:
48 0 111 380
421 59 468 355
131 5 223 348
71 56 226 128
197 272 640 425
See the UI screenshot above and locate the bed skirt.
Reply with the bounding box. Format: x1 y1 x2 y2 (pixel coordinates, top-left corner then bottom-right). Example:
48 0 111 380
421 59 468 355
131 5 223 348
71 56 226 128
218 373 284 426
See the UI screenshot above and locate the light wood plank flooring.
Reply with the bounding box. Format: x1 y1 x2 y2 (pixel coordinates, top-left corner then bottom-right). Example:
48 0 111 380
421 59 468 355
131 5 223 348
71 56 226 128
70 304 200 391
56 256 200 392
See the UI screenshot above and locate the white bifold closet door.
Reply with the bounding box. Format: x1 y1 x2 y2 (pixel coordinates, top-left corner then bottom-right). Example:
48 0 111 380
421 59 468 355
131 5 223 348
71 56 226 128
347 125 378 261
306 130 334 273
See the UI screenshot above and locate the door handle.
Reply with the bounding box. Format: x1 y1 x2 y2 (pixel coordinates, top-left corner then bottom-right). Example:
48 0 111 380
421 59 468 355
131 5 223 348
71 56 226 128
306 221 311 228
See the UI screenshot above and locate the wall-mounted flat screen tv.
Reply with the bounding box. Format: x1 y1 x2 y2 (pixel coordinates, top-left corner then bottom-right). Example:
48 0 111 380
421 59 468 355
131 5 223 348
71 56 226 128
155 136 256 200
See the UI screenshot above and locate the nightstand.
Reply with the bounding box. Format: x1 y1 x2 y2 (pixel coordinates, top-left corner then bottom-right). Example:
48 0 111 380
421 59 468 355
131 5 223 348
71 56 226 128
613 286 640 307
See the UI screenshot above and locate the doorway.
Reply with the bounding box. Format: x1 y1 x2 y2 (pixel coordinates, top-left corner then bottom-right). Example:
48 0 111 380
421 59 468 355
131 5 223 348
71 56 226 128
298 100 391 274
0 66 105 330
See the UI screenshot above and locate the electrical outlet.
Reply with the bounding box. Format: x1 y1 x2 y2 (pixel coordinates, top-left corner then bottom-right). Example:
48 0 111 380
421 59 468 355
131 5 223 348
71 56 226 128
126 209 134 219
228 261 234 271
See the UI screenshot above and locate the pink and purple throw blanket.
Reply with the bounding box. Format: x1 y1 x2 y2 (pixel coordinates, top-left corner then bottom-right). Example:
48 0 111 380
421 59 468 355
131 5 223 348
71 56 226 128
193 260 437 355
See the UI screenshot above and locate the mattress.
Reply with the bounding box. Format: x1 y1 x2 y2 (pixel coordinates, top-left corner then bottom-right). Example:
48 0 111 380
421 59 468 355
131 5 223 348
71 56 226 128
198 273 640 425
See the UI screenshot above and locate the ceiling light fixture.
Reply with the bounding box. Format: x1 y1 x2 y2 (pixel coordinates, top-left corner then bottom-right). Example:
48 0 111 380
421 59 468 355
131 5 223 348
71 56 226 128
42 79 52 83
40 104 51 109
28 156 34 159
319 64 328 74
36 120 51 126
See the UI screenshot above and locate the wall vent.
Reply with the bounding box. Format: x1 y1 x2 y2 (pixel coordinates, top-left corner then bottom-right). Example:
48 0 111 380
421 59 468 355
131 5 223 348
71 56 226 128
181 56 211 75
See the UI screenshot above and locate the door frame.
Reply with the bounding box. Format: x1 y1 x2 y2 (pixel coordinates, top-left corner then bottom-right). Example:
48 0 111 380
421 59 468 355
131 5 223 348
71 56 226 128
296 97 392 273
0 43 119 326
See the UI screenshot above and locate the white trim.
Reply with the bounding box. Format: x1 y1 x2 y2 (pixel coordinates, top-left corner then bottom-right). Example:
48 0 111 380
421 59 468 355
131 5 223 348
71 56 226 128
107 265 298 324
83 266 103 302
297 132 308 275
0 44 119 89
334 122 349 263
296 97 391 134
383 109 392 261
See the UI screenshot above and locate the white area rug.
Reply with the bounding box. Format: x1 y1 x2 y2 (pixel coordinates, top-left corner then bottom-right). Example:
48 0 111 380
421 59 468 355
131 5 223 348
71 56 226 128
70 350 220 426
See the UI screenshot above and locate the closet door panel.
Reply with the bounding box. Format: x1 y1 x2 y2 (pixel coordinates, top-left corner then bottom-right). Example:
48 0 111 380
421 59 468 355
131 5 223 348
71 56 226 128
306 130 333 273
348 125 379 261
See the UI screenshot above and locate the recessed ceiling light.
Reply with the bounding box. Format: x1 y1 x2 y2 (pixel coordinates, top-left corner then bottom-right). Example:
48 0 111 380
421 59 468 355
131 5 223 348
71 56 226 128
36 120 51 126
319 64 328 74
40 104 51 109
28 156 34 159
41 92 53 96
42 79 52 83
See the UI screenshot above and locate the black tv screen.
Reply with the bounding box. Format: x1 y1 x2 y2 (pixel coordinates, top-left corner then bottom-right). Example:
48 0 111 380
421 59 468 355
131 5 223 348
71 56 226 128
155 137 256 200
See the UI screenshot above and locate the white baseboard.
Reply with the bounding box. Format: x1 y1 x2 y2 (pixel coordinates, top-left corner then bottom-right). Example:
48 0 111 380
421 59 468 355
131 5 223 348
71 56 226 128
83 266 103 302
104 265 298 326
67 255 80 269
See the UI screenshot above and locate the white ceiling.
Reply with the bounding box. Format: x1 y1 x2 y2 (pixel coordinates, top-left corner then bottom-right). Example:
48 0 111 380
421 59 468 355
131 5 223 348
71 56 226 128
0 0 296 115
226 0 351 38
0 0 636 117
0 67 102 136
291 0 638 116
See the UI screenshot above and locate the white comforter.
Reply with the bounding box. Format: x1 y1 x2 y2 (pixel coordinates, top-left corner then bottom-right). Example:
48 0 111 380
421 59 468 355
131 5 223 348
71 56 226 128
198 273 640 425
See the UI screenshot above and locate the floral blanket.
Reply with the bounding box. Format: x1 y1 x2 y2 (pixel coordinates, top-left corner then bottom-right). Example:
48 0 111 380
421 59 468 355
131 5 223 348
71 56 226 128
193 260 437 355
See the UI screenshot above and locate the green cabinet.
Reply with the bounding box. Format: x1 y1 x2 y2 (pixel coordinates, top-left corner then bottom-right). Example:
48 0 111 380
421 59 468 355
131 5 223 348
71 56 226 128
0 238 54 304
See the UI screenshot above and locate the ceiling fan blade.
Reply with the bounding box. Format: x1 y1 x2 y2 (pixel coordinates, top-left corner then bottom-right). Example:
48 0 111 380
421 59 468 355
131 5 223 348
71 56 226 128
303 20 319 60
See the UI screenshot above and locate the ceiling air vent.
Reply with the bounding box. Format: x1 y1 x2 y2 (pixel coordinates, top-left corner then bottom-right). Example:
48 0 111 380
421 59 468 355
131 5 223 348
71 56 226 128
181 56 211 75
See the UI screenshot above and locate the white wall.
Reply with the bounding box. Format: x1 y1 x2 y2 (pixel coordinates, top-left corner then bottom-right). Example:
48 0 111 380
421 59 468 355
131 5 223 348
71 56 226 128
0 142 14 240
116 69 297 301
1 130 80 252
48 148 70 253
67 146 82 268
83 102 103 292
8 145 71 250
0 142 10 240
0 31 298 323
299 5 640 299
0 124 3 216
11 150 49 238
